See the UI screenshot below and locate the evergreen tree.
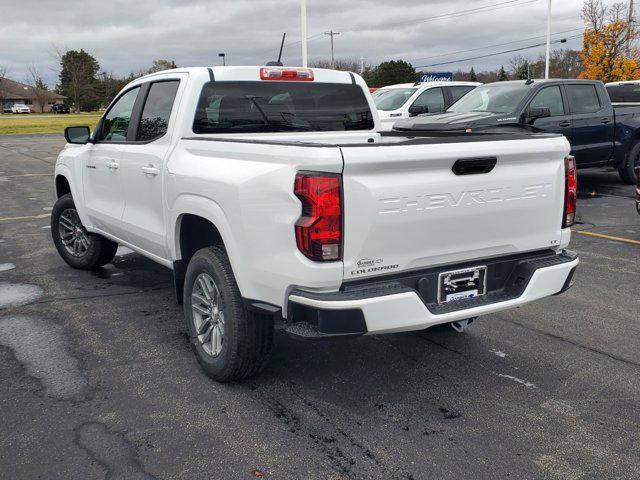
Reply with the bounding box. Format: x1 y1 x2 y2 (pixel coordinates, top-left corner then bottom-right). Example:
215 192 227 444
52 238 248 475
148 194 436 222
515 60 531 80
469 67 478 82
363 60 418 87
57 49 100 112
498 65 509 81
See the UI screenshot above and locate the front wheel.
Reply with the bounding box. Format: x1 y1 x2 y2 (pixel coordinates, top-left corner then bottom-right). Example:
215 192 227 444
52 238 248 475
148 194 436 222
183 246 273 382
51 194 118 269
619 141 640 185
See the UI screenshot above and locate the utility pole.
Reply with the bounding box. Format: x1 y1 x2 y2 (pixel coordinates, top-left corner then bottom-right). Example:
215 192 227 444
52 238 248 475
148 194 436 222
324 30 340 68
545 0 552 79
301 0 308 67
628 0 635 55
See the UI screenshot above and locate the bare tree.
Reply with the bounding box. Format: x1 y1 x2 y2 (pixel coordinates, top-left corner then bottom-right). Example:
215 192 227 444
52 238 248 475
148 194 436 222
508 55 528 76
0 65 10 114
310 58 363 72
582 0 607 32
27 65 53 113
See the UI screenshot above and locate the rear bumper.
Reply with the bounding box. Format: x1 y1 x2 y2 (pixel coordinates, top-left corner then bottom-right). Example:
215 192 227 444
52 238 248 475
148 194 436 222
288 250 578 336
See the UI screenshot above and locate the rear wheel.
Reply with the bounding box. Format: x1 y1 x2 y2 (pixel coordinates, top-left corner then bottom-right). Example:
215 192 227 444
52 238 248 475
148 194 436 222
183 246 273 382
51 194 118 269
619 141 640 185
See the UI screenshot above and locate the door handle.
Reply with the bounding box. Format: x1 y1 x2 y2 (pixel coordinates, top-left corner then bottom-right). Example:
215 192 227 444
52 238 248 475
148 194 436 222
106 161 119 170
141 165 159 176
601 117 612 124
559 121 571 128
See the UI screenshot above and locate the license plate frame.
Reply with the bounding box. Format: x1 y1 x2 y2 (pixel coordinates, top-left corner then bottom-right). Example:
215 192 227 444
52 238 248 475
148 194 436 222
437 265 487 304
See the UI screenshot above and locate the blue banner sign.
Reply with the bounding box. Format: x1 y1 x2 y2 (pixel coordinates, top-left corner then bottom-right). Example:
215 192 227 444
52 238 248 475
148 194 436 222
419 72 453 82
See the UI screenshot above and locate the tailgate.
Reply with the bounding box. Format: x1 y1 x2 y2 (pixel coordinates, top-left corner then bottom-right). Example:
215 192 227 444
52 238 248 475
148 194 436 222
341 135 570 280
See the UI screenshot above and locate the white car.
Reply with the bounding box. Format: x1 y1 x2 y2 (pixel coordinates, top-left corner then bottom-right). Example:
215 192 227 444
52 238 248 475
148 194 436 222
52 66 578 382
10 103 30 114
372 81 481 130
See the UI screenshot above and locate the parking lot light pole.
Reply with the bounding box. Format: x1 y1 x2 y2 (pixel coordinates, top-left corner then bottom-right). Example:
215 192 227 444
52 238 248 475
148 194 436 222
218 53 226 66
545 0 552 79
301 0 308 67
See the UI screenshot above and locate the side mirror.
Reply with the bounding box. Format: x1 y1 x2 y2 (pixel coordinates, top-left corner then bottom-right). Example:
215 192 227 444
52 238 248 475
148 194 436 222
64 126 91 144
408 105 428 116
526 107 551 123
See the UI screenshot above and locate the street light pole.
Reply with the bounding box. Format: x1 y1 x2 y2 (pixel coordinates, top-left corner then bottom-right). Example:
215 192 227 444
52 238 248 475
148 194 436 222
545 0 552 79
301 0 308 67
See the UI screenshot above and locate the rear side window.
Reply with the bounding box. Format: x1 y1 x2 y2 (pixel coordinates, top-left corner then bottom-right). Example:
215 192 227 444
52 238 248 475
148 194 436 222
137 81 180 142
566 84 601 114
450 86 475 103
193 81 374 133
606 83 640 103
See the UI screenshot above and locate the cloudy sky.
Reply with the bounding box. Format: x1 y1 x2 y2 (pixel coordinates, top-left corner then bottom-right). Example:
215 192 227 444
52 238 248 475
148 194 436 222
0 0 594 86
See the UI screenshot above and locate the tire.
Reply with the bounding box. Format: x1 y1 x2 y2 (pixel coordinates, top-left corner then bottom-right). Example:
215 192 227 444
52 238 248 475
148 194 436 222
51 194 118 270
619 141 640 185
183 246 273 382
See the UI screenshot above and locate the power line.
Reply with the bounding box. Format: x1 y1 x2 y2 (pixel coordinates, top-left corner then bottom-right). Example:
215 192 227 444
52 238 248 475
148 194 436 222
334 0 539 33
414 34 582 68
251 0 539 58
408 27 584 64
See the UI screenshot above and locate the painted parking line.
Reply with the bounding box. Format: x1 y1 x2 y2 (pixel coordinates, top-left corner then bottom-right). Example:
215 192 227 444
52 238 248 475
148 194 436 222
0 213 50 223
2 173 53 178
573 229 640 246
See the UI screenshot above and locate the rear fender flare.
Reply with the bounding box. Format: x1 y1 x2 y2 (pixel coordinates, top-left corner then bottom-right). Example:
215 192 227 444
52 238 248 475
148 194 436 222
169 194 246 294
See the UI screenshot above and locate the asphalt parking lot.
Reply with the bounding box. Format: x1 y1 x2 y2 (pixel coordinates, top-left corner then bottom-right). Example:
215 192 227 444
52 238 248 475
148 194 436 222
1 134 639 480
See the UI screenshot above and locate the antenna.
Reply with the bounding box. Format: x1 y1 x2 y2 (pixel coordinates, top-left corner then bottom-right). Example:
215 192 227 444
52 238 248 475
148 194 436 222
525 64 534 85
277 33 286 64
266 33 286 66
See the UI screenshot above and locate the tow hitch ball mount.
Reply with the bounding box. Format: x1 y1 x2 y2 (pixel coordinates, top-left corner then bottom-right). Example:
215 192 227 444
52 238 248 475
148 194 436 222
451 317 476 333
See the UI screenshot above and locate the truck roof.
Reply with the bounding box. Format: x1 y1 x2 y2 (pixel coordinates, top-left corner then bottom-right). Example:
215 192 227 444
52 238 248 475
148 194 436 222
132 66 359 84
379 81 481 89
483 78 603 86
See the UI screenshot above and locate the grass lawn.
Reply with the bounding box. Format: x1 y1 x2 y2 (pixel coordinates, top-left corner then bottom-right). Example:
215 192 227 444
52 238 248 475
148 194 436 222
0 113 101 135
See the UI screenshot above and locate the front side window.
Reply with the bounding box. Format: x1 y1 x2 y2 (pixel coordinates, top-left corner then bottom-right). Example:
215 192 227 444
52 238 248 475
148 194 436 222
137 81 180 141
566 84 601 114
529 86 565 116
412 87 444 113
448 84 530 114
193 81 374 133
373 88 417 111
97 87 140 142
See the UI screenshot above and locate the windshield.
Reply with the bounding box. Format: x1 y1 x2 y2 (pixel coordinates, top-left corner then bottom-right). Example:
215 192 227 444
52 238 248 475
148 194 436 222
193 81 374 133
373 88 417 111
447 84 531 114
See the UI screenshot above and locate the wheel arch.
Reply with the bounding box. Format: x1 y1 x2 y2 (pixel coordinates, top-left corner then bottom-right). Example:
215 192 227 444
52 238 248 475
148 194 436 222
170 195 244 303
55 174 71 198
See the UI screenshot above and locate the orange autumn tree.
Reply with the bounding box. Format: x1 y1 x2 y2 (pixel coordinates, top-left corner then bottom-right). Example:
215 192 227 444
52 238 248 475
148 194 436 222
580 20 640 82
580 0 640 82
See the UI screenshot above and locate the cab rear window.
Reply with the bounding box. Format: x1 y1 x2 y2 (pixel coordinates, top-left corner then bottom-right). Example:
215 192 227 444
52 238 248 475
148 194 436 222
606 83 640 103
193 81 374 133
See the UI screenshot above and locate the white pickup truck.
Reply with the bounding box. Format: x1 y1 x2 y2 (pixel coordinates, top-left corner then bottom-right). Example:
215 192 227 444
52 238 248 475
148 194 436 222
52 66 579 382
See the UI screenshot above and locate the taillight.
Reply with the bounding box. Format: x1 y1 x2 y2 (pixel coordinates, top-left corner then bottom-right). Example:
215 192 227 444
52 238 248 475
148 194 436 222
294 172 342 261
260 67 314 81
563 155 577 228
